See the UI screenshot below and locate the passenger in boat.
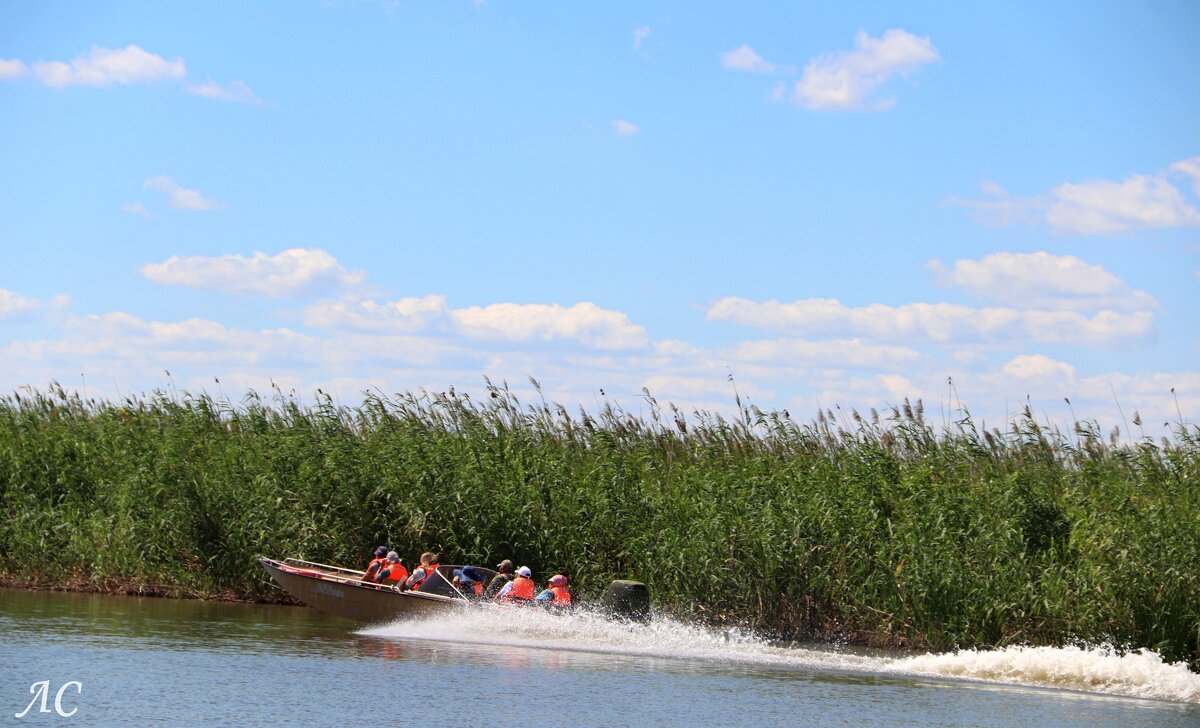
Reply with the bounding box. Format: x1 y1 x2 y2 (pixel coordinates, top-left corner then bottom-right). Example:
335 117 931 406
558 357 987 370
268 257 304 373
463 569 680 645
452 566 485 597
362 546 389 582
405 552 441 590
484 559 515 599
494 566 536 605
535 574 572 611
374 552 408 585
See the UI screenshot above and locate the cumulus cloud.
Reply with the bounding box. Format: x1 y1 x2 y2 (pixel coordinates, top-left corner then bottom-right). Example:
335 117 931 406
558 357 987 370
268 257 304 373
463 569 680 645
302 295 450 332
31 44 185 87
453 302 649 350
9 44 261 103
141 248 366 298
0 289 40 322
927 252 1157 311
305 297 650 351
613 119 641 136
706 296 1153 348
143 176 225 211
1047 174 1200 234
734 338 920 370
0 58 29 79
0 289 69 323
1170 156 1200 196
720 44 776 73
949 157 1200 234
186 79 263 105
793 28 938 110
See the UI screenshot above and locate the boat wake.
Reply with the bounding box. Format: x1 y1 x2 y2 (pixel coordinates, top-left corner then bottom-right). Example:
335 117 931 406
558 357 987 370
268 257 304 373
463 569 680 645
359 607 1200 704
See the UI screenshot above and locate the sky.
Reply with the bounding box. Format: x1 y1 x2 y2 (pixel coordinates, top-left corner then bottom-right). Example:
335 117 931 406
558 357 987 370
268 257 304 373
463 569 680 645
2 1 1198 436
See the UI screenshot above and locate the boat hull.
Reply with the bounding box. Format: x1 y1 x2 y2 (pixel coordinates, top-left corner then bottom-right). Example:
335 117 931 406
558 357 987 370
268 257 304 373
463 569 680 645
258 557 462 624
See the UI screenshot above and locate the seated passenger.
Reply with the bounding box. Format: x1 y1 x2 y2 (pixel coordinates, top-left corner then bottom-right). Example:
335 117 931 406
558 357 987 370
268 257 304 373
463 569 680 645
375 552 408 585
494 566 536 605
484 559 515 599
535 574 572 611
452 566 485 597
405 552 441 590
363 546 389 582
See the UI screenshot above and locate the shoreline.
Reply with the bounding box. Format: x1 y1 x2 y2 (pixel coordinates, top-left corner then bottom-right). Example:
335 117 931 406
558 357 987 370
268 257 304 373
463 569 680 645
0 571 929 652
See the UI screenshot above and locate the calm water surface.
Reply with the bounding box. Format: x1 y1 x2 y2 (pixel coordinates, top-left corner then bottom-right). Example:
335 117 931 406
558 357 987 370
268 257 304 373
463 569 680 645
2 588 1197 726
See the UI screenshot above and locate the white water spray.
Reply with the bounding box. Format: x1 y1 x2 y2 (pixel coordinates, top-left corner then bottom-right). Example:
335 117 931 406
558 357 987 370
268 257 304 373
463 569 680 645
360 607 1200 704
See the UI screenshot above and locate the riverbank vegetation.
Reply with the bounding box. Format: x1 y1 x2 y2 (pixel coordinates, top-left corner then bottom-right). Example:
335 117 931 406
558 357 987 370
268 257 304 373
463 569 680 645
2 382 1197 667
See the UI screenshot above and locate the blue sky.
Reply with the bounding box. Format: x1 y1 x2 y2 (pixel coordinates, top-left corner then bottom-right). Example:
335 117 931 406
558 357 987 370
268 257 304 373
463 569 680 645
2 1 1198 434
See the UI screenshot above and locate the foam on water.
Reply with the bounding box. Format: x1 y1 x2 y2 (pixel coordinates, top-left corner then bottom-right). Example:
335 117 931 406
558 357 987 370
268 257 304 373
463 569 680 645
359 607 1200 704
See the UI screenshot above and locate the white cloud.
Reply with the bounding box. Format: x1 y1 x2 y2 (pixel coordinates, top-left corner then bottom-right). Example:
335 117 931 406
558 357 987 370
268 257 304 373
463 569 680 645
452 302 649 350
0 58 29 79
1170 156 1200 196
941 180 1044 227
735 337 921 370
720 44 776 73
0 289 40 322
613 119 641 136
1001 353 1076 381
706 296 1153 348
186 79 263 105
31 44 185 87
141 248 366 298
633 26 651 50
11 44 261 103
1047 174 1200 234
0 289 69 323
143 176 225 211
121 201 151 218
951 157 1200 234
304 297 648 350
927 252 1157 311
302 295 450 332
793 29 938 111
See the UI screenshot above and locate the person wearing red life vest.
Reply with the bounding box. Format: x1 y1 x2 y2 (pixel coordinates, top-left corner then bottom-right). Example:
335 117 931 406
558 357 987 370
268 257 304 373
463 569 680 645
535 574 572 610
362 546 388 582
374 552 408 585
494 566 535 604
405 552 441 590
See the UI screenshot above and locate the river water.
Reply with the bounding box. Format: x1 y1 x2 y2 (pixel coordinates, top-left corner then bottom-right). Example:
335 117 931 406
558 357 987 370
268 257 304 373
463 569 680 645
2 588 1198 726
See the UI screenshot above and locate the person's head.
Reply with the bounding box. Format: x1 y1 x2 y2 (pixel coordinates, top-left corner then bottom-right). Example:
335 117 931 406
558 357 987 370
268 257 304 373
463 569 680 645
496 559 514 574
549 574 567 587
374 546 388 559
387 551 401 563
517 566 532 578
420 552 437 566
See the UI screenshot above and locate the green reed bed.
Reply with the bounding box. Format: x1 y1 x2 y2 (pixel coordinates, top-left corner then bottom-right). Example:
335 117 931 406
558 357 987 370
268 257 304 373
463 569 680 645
1 382 1197 667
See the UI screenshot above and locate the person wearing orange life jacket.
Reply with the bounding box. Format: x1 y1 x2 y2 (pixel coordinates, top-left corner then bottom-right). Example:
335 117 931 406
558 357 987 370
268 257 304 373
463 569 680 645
452 566 486 598
362 546 389 583
535 574 572 611
494 566 536 604
405 552 441 590
374 552 408 585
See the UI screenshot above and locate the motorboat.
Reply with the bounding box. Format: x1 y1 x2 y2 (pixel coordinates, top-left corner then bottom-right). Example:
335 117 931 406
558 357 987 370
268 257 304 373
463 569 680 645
259 555 651 624
258 556 496 624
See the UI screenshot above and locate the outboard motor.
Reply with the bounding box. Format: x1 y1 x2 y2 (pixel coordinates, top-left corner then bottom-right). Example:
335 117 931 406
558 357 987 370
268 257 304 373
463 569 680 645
600 580 650 623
